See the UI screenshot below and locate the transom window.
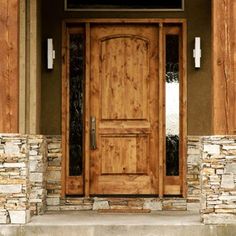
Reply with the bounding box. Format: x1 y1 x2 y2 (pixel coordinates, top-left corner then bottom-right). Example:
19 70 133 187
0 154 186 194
65 0 184 11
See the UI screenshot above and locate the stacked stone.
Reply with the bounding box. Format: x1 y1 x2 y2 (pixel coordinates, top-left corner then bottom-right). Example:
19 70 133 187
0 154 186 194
60 198 93 211
187 136 201 211
201 136 236 224
46 136 62 210
0 135 30 224
92 198 185 211
28 135 47 215
162 199 187 211
59 197 185 211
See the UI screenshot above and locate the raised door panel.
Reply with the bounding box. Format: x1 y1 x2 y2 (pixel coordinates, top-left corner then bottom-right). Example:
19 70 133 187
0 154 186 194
90 24 159 195
100 36 149 120
101 135 148 175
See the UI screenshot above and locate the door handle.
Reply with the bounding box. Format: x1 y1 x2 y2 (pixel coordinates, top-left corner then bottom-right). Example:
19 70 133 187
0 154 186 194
90 116 97 150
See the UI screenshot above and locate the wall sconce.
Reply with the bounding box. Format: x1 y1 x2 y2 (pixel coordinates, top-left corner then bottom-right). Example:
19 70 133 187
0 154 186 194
47 38 55 69
193 37 201 68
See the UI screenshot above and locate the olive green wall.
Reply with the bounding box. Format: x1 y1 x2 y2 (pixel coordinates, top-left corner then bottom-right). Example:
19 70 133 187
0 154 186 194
41 0 212 135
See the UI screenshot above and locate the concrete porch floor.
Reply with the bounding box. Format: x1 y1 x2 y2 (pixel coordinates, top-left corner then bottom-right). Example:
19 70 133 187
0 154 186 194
1 211 236 236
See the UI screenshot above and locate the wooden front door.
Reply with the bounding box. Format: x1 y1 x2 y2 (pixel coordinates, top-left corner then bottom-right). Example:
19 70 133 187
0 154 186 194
63 20 186 197
90 24 159 195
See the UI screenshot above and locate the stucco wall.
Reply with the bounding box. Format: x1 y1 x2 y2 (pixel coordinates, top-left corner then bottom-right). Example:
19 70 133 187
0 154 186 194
41 0 212 135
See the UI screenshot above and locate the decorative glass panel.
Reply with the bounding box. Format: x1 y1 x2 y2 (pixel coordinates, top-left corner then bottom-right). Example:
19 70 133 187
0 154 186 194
165 35 179 176
66 0 183 10
69 33 84 176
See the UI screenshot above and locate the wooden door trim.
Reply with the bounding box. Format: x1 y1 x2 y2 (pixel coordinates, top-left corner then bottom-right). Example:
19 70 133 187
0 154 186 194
61 19 187 198
161 24 187 196
158 23 164 198
61 21 67 197
84 23 91 197
182 21 187 198
62 25 86 196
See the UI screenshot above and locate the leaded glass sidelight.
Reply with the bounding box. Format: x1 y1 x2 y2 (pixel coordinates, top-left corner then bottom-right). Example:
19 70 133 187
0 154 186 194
69 33 84 176
165 35 179 176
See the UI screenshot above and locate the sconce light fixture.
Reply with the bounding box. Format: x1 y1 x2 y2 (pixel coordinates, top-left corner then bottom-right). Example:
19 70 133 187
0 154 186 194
193 37 201 68
47 38 56 69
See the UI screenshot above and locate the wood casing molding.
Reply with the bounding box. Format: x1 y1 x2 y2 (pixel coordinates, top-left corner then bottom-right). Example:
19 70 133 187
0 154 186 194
212 0 236 134
0 0 19 133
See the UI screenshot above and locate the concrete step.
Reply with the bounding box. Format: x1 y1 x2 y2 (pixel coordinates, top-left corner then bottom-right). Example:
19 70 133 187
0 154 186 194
1 211 236 236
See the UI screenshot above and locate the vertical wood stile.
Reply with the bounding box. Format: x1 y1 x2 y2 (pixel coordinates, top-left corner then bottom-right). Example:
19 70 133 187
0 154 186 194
85 23 91 197
65 27 70 194
158 23 164 198
0 0 19 132
61 22 67 197
181 21 187 198
212 0 236 134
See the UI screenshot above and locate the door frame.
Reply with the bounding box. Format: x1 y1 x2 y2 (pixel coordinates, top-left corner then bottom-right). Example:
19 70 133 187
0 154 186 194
61 18 187 198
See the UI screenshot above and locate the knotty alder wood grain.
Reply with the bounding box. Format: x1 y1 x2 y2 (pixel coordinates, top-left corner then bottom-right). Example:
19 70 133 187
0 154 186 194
212 0 236 134
90 25 159 195
62 20 186 197
0 0 19 133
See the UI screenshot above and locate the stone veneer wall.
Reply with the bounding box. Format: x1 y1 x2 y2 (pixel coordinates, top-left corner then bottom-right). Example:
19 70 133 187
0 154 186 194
28 136 47 216
187 137 201 210
46 136 62 208
0 134 203 224
0 135 47 224
0 135 30 224
201 136 236 224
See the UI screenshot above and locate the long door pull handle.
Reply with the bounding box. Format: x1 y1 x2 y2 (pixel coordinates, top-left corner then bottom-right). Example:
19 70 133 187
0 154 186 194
90 116 97 150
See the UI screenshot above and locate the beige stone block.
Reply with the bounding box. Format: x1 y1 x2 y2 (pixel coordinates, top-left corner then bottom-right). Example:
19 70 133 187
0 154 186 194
49 149 61 153
29 150 38 156
187 148 200 155
219 195 236 201
143 199 162 211
9 210 30 224
216 169 224 175
47 170 61 181
4 143 20 155
48 143 61 149
30 173 43 182
203 145 220 155
187 155 200 164
3 163 25 168
0 185 22 193
29 160 38 171
215 209 236 213
202 168 215 175
93 201 109 210
223 145 236 150
0 210 7 224
225 163 236 174
225 155 236 160
221 173 235 189
46 197 60 206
